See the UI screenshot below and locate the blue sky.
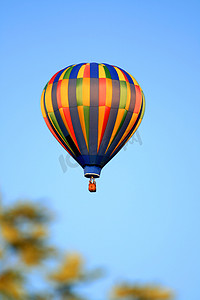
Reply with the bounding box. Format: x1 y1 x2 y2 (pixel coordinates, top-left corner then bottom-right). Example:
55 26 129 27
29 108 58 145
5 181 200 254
1 0 200 299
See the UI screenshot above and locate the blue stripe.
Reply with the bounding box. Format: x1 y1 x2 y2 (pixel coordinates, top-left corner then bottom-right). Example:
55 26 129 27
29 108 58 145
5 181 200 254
103 63 119 80
118 67 134 84
90 63 99 78
69 63 85 79
53 66 70 83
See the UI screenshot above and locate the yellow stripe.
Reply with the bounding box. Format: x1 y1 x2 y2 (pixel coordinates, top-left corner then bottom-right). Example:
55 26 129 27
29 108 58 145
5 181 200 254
99 64 106 78
82 78 90 106
113 66 126 81
58 67 71 80
111 112 138 155
60 79 69 107
45 84 53 112
40 90 46 118
106 78 112 107
77 64 86 78
128 72 140 86
77 106 89 150
125 81 131 111
98 106 105 150
105 108 125 151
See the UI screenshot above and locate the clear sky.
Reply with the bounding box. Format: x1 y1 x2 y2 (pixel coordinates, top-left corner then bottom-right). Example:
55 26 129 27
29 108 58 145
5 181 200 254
1 0 200 299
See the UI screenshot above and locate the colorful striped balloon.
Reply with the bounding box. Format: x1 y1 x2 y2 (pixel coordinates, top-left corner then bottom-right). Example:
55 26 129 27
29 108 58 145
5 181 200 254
41 63 145 179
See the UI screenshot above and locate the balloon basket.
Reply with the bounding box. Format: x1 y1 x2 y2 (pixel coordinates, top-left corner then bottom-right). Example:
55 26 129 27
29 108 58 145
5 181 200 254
88 177 96 193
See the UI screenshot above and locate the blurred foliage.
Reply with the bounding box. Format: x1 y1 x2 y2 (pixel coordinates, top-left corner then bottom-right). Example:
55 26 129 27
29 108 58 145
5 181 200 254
0 202 54 266
0 198 174 300
0 269 26 299
112 284 173 300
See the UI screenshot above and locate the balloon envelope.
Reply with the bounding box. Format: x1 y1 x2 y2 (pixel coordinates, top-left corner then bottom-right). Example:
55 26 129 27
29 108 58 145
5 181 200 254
41 63 145 178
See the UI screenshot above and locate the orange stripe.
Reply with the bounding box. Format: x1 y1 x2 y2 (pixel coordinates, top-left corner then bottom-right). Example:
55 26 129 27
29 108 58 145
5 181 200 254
97 106 110 152
60 79 69 107
106 78 112 107
134 85 142 113
57 80 62 109
59 108 80 152
83 64 90 78
44 84 53 112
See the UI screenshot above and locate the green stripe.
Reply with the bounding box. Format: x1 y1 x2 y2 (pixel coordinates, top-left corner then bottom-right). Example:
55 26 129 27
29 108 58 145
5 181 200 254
115 110 128 139
43 82 48 91
63 66 73 79
48 112 74 153
119 81 127 109
76 78 83 106
103 65 111 79
83 106 90 145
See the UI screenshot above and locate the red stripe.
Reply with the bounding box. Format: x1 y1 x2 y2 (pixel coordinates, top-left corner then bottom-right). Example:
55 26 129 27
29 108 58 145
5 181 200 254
49 70 61 84
62 107 80 152
120 69 129 82
57 80 62 109
98 106 110 152
134 86 142 113
99 78 106 106
83 64 90 77
44 117 72 156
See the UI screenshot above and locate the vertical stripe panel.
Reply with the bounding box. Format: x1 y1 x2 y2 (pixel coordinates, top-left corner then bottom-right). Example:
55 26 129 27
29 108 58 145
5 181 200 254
45 84 54 112
83 64 90 77
89 78 99 157
105 78 112 107
82 78 90 106
99 78 106 106
68 79 88 154
76 78 83 106
90 63 99 78
99 64 106 78
134 85 142 113
119 81 127 109
60 79 69 107
128 83 136 112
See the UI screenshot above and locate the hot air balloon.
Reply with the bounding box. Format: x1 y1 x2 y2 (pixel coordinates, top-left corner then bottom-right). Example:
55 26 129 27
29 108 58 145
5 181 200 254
41 63 145 192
